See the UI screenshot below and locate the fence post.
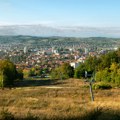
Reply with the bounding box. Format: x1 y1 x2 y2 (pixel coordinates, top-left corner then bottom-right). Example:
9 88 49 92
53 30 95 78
89 82 94 101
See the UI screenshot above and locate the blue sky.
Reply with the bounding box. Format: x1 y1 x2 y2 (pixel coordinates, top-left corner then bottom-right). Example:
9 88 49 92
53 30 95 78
0 0 120 27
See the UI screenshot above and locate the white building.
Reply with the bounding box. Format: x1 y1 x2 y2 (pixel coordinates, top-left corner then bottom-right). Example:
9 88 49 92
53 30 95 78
77 56 86 63
24 46 28 53
70 62 80 69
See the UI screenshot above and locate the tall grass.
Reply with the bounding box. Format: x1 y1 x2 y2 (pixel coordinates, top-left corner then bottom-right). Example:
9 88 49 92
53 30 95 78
0 107 120 120
0 79 120 120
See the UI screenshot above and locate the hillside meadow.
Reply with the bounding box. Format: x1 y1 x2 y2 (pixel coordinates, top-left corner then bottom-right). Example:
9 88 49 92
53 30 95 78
0 78 120 120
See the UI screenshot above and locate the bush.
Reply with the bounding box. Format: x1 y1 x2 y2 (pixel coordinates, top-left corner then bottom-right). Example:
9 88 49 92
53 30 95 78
93 82 112 90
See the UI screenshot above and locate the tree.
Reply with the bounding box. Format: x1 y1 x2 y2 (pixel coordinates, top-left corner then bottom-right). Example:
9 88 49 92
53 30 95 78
35 69 42 76
16 69 23 80
23 69 31 78
0 60 17 88
95 68 111 83
99 51 118 70
51 63 74 80
29 68 36 76
60 63 74 78
115 69 120 85
51 68 61 80
85 56 99 72
110 62 118 72
74 63 86 78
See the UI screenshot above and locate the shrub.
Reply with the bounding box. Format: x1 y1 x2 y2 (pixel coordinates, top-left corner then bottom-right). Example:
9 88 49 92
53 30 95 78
93 82 112 90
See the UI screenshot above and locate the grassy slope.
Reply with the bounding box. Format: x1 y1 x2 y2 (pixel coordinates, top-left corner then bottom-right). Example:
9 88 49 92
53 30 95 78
0 79 120 120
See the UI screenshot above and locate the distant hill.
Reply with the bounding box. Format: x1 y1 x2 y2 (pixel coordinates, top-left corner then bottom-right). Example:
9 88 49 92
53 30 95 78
0 36 120 49
0 25 120 37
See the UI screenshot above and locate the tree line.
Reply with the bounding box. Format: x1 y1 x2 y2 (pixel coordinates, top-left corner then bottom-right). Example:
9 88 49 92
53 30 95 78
51 49 120 86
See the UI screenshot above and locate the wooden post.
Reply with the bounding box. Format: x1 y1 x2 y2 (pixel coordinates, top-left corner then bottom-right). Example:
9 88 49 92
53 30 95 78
1 71 4 90
84 71 94 102
60 72 62 80
89 82 94 102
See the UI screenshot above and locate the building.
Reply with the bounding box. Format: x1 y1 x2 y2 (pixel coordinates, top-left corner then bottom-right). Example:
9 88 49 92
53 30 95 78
24 46 28 54
70 62 80 69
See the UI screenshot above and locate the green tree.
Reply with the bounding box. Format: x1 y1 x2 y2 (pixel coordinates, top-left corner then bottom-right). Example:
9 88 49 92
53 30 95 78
74 63 86 78
23 69 31 78
95 70 102 82
115 69 120 85
99 51 118 70
51 68 61 80
95 68 111 83
85 56 100 72
51 63 74 80
110 62 118 83
16 69 23 80
29 68 36 76
60 63 74 78
0 60 17 88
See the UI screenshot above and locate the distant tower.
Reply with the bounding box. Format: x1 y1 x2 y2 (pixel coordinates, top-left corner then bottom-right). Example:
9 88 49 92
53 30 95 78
52 47 54 53
24 46 28 54
73 45 75 52
85 48 89 54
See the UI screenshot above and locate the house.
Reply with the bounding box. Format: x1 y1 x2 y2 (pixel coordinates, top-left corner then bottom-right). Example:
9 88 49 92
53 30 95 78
70 62 80 69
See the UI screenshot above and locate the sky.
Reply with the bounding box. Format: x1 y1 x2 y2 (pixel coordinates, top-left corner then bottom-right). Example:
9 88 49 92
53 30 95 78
0 0 120 27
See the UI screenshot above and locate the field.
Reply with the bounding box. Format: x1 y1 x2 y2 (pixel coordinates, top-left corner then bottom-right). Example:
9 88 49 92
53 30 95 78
0 78 120 120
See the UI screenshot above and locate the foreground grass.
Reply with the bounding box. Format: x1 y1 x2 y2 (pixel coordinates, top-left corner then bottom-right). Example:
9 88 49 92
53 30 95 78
0 79 120 120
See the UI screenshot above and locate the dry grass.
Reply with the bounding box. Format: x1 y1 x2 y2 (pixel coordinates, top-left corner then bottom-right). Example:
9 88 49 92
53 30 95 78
0 79 120 120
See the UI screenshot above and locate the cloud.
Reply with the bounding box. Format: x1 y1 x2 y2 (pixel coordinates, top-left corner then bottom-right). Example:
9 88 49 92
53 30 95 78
0 24 120 37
